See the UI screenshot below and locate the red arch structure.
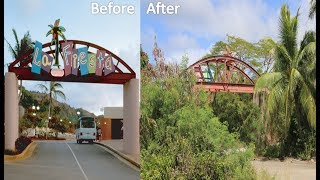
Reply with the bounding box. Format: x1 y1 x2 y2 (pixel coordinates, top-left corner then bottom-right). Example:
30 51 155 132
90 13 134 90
189 55 260 93
8 40 136 84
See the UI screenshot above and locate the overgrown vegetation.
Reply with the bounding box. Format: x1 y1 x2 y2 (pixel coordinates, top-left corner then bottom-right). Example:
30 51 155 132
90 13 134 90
140 53 257 179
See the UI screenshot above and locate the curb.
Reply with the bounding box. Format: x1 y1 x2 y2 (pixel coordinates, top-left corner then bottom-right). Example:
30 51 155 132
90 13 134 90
4 141 38 162
94 142 140 169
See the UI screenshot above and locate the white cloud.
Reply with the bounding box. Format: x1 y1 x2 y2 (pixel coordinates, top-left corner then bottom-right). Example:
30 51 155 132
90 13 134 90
144 0 279 41
142 0 316 66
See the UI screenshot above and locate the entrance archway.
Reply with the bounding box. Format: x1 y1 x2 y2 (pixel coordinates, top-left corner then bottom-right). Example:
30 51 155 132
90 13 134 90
5 39 139 155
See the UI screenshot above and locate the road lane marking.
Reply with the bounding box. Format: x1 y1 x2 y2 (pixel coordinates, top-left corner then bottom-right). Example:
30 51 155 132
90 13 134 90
4 162 79 170
66 142 89 180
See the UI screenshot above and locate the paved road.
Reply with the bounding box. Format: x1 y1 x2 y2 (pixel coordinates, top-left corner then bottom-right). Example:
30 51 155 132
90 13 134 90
252 159 316 180
4 140 140 180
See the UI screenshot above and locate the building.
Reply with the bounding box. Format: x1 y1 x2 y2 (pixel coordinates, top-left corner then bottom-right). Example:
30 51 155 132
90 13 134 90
99 107 123 140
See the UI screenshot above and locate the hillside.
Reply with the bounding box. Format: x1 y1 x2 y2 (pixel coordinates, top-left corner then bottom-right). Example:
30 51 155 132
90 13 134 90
29 91 97 122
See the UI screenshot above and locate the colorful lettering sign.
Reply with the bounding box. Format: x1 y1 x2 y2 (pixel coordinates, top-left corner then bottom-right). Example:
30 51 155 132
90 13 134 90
96 50 106 76
31 41 42 74
61 42 73 76
30 40 116 77
78 47 89 76
88 53 96 74
104 55 115 76
71 49 78 75
41 52 53 73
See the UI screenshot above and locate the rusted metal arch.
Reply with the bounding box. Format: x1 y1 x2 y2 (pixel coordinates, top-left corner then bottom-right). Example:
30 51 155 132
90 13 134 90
8 40 136 84
189 55 260 84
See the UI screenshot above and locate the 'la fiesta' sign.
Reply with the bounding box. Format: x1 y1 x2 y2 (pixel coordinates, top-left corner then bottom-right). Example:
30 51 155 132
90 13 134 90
31 41 115 76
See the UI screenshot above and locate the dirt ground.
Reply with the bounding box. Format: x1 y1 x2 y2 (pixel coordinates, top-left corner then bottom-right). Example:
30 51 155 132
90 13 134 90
252 158 316 180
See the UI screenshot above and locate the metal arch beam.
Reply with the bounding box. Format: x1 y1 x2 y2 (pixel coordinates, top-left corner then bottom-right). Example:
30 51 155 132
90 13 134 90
189 55 260 80
9 40 135 77
9 67 134 84
189 55 261 93
195 82 255 93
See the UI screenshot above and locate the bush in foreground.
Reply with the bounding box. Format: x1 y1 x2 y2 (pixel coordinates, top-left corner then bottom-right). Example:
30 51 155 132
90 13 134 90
15 136 32 153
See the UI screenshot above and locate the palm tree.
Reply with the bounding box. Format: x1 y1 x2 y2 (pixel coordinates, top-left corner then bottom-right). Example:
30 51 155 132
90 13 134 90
255 4 316 135
38 81 66 138
309 0 316 19
5 28 33 100
46 19 67 66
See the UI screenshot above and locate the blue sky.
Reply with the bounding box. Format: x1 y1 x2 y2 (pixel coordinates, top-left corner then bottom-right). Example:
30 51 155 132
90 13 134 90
4 0 140 116
141 0 315 65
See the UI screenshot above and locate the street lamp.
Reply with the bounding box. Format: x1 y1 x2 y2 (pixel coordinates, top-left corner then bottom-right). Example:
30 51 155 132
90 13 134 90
31 105 40 116
77 111 80 117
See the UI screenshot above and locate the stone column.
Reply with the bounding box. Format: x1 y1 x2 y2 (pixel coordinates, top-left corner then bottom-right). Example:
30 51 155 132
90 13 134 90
123 78 140 155
5 72 19 150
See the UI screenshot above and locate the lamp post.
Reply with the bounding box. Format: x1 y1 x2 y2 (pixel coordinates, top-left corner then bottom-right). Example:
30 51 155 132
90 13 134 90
45 116 51 139
77 111 80 117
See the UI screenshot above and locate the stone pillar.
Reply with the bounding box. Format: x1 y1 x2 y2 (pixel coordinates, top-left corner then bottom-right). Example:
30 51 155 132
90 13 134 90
123 78 140 155
5 72 19 150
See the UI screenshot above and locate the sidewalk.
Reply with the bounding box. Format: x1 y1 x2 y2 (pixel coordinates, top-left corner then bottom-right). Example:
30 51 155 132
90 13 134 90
95 140 140 168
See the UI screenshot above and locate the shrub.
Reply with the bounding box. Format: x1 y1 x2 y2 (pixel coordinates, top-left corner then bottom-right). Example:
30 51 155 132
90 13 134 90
15 136 32 153
264 144 280 158
4 149 19 155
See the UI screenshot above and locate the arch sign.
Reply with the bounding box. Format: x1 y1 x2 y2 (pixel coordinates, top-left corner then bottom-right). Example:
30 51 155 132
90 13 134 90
31 41 115 77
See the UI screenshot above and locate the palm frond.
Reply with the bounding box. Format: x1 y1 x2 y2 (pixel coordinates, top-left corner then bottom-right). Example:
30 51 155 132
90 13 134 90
51 82 63 89
12 29 20 52
4 37 18 59
37 83 49 92
57 31 67 42
274 45 293 72
255 72 283 91
48 24 54 28
279 4 298 59
58 26 66 32
266 82 286 125
54 90 66 101
309 0 316 19
299 81 316 129
46 30 53 37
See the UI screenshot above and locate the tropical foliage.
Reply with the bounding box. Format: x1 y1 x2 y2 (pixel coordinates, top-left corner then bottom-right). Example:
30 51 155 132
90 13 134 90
255 4 316 157
207 35 277 74
5 29 34 100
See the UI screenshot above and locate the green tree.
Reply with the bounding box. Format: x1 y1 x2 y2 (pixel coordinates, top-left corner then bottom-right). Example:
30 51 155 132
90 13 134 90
38 81 66 138
255 4 316 153
46 19 67 66
207 35 277 74
5 29 33 100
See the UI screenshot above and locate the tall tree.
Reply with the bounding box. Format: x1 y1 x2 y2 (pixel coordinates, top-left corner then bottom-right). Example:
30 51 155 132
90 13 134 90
5 29 33 100
38 81 66 138
255 4 316 135
207 35 276 74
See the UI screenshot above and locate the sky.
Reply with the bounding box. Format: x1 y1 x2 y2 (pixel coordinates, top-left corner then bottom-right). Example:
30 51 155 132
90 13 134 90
141 0 316 66
4 0 140 116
